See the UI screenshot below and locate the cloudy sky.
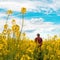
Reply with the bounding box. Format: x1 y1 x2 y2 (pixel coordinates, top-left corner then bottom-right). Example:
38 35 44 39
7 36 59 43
0 0 60 39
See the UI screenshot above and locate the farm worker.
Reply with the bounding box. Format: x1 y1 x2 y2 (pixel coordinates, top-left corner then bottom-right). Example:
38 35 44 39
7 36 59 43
35 33 43 47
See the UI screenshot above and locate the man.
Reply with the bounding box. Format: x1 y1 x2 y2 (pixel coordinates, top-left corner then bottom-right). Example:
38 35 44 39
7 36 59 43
35 33 43 60
35 33 43 47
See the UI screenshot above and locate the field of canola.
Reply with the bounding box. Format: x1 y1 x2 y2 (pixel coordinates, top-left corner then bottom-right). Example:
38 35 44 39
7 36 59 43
0 22 60 60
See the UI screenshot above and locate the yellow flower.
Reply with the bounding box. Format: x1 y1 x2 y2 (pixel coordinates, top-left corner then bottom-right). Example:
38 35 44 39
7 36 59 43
54 35 57 38
7 29 11 34
0 44 3 50
21 7 26 14
43 55 48 60
26 47 34 54
15 31 20 37
11 19 16 25
7 10 12 15
0 52 2 55
4 24 8 29
12 25 20 32
15 53 20 60
50 55 55 60
20 54 30 60
3 29 7 34
56 50 60 56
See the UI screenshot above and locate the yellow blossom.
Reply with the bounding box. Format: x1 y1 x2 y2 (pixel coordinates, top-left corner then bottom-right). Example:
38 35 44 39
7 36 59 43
12 24 20 32
11 19 16 25
2 29 7 35
7 10 12 15
21 7 26 14
7 28 11 34
0 44 3 50
4 24 8 29
21 54 31 60
15 31 20 37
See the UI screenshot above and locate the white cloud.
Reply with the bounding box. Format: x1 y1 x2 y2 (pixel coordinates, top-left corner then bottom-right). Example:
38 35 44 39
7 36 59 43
30 18 44 24
0 1 37 11
0 13 7 18
0 0 60 14
22 18 60 39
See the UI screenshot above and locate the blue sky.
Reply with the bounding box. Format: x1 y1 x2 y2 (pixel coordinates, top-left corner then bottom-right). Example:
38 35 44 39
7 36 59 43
0 0 60 39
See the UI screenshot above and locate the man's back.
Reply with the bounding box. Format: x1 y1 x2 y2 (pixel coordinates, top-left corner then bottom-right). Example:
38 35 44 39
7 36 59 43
35 33 42 47
35 37 42 43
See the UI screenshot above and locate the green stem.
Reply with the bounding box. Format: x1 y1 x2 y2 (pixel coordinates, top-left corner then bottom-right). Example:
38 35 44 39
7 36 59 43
6 14 10 24
20 14 24 39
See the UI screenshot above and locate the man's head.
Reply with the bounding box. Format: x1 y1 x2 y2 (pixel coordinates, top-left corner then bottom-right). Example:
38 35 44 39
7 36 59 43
37 33 40 37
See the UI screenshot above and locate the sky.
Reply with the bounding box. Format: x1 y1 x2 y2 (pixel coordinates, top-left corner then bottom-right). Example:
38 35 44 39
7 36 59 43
0 0 60 39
